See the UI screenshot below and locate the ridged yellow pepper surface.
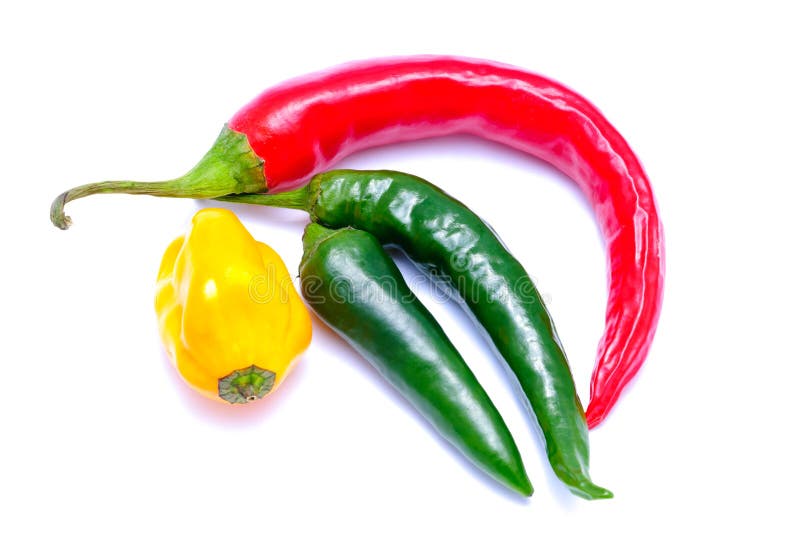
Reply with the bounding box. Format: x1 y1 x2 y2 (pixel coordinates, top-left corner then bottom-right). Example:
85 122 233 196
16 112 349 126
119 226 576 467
155 208 311 403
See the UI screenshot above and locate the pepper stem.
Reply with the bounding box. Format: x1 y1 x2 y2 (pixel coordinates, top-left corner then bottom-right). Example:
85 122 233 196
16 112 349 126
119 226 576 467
299 223 344 267
50 125 268 229
216 185 311 211
301 222 338 250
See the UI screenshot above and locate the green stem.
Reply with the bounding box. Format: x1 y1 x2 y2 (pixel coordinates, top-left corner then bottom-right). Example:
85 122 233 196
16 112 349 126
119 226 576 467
300 223 344 267
50 125 267 229
216 186 311 211
302 221 337 249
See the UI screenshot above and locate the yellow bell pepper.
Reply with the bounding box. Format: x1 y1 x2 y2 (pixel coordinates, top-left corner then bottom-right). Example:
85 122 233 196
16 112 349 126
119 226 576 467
155 208 311 403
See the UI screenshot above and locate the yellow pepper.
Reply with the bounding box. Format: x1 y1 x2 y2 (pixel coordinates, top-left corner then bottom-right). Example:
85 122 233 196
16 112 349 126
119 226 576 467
155 208 311 403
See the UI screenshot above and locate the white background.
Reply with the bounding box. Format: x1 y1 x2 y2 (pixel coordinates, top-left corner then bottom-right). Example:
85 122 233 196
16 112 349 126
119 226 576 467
2 1 798 549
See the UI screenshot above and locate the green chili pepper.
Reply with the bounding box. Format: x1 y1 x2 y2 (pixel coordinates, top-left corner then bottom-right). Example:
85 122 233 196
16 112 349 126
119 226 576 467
224 170 612 500
299 222 533 496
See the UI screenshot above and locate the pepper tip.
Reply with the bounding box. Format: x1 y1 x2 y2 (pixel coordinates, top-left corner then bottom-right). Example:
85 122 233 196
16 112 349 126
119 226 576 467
570 481 613 500
519 483 534 497
585 403 605 430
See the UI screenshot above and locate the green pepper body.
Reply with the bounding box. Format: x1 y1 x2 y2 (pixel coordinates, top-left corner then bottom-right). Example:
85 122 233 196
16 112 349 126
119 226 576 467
305 171 611 500
299 223 533 497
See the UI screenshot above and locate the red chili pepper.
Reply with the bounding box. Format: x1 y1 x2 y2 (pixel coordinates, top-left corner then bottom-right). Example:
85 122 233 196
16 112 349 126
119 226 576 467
51 56 664 428
229 56 665 428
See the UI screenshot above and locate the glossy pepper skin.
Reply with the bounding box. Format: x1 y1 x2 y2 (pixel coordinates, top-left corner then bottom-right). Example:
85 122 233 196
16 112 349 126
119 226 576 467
52 56 664 428
299 223 533 497
229 57 664 429
231 171 610 499
156 208 311 403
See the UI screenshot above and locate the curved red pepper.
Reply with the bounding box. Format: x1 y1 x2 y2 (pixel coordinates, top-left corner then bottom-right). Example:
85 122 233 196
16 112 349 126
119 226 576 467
228 56 665 428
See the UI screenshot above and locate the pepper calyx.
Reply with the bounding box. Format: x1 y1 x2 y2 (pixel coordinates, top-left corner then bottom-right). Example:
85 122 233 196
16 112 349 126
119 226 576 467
218 365 276 404
50 125 267 229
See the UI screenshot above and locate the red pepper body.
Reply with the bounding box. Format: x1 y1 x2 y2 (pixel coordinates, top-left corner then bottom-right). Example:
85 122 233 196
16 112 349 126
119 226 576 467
229 56 664 428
